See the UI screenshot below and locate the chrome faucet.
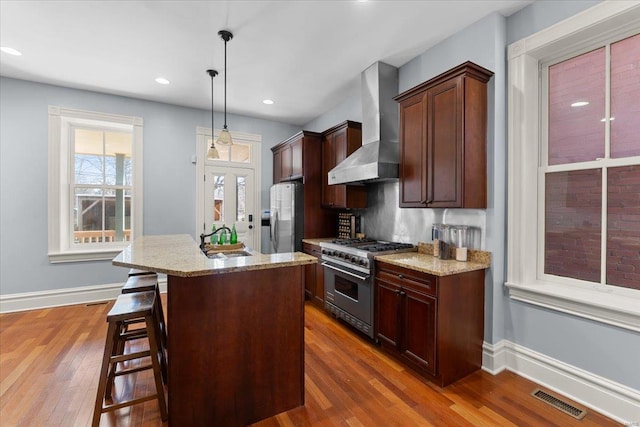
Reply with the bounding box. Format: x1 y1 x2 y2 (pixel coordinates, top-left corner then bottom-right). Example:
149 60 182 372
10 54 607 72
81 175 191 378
200 226 232 252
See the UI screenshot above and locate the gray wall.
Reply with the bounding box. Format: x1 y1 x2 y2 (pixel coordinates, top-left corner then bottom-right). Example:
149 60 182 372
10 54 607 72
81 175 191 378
0 77 298 295
303 1 639 391
503 0 639 391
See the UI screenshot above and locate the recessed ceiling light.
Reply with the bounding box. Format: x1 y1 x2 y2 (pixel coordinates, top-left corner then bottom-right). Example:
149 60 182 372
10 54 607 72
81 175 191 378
0 46 22 56
155 77 170 85
571 101 589 107
263 99 274 105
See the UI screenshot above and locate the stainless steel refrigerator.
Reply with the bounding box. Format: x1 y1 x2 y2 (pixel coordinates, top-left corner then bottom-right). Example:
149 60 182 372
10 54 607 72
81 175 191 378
269 182 304 253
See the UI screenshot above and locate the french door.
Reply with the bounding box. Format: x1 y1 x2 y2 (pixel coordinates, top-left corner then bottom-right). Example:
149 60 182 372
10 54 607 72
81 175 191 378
204 166 256 247
196 127 261 251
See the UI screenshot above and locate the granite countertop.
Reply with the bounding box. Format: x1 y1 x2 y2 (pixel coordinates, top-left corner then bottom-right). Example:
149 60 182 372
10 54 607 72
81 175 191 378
374 242 491 277
302 237 335 245
112 234 317 277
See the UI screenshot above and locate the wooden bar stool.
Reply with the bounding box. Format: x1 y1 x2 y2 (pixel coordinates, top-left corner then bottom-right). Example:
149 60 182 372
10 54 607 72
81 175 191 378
92 291 167 426
121 275 167 375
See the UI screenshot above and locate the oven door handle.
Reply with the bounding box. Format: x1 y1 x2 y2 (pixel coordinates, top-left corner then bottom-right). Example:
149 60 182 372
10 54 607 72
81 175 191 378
321 262 370 281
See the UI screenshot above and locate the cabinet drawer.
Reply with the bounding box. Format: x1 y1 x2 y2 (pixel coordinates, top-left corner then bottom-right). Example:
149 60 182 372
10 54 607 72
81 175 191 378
375 262 437 297
302 243 321 258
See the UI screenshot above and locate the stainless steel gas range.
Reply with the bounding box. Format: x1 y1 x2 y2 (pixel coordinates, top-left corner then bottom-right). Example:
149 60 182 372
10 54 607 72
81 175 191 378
319 238 416 338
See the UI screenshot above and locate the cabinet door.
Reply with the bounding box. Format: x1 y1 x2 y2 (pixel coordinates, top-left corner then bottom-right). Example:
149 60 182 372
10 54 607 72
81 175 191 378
332 128 348 208
426 77 463 207
322 133 337 207
281 144 293 181
311 246 325 306
375 279 402 348
290 138 303 180
401 287 437 375
399 92 428 207
304 260 315 301
273 149 283 183
303 243 325 306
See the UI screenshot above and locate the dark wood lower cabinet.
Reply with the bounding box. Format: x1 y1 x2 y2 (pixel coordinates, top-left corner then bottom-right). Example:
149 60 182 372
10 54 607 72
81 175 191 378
303 242 325 307
375 260 485 387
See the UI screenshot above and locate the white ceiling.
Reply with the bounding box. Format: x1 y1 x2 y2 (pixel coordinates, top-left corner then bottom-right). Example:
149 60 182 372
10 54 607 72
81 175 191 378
0 1 532 126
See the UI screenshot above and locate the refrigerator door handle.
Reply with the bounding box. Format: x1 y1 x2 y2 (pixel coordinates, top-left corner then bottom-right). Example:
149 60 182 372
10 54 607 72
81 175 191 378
274 210 279 252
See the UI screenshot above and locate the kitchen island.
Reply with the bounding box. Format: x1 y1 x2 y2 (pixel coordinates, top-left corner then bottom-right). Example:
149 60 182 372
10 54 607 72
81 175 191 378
113 234 317 426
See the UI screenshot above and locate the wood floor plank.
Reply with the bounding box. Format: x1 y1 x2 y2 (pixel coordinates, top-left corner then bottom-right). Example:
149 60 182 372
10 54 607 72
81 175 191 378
0 298 622 427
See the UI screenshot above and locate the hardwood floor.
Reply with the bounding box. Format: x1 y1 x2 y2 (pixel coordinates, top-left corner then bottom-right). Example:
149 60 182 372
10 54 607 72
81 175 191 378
0 297 618 426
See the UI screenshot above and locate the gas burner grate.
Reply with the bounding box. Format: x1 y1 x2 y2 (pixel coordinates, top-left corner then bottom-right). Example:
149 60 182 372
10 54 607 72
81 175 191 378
330 238 376 246
358 243 415 252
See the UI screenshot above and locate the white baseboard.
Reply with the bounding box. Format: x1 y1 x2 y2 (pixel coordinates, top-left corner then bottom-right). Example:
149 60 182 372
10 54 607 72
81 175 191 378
482 340 640 425
0 278 168 313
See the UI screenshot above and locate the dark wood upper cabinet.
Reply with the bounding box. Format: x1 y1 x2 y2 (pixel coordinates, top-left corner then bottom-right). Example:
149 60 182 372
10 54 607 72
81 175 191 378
394 61 493 208
272 133 304 182
271 131 336 238
321 121 367 209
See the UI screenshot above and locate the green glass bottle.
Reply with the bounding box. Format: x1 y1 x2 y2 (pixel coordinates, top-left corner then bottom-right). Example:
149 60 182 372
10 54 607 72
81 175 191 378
219 224 228 245
210 223 217 244
230 224 238 244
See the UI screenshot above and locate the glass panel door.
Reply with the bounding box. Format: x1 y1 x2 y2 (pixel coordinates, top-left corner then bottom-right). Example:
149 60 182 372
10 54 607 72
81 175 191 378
204 166 256 249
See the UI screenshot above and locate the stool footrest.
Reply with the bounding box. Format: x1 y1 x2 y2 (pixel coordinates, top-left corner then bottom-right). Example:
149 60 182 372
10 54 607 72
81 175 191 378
114 364 153 377
101 393 159 413
121 329 148 341
111 350 150 364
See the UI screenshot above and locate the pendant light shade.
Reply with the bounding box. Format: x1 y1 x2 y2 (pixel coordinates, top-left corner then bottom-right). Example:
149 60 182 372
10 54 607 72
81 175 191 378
206 69 220 160
215 30 234 147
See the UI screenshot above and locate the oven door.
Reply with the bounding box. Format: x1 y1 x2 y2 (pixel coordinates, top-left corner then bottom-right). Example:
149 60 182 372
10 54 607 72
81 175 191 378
322 261 372 327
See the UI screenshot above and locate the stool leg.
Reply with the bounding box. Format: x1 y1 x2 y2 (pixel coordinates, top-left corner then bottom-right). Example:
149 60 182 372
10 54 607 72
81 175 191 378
145 313 168 421
154 287 168 383
92 321 119 427
105 320 125 398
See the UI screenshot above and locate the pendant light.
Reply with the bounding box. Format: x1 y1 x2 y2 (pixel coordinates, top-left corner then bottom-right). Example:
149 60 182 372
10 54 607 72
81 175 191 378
206 69 220 159
215 30 234 146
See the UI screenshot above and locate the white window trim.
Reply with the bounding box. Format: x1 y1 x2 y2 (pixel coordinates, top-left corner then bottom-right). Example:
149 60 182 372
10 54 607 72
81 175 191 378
506 1 640 333
48 106 143 263
194 126 262 250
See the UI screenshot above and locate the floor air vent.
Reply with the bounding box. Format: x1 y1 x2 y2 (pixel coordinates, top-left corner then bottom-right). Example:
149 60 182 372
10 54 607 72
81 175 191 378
530 388 587 420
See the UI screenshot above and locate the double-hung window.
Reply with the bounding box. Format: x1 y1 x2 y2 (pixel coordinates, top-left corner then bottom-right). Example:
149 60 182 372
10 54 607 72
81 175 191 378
48 107 143 262
507 2 640 332
541 34 640 290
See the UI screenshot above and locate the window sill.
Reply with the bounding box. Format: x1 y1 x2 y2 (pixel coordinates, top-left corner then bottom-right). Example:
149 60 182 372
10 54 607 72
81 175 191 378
505 280 640 333
48 248 125 263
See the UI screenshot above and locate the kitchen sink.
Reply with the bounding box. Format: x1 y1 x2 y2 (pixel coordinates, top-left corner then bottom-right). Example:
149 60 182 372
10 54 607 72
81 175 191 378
207 250 253 259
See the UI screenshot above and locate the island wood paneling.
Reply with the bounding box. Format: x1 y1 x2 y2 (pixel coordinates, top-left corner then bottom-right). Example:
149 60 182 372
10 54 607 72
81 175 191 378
167 266 305 426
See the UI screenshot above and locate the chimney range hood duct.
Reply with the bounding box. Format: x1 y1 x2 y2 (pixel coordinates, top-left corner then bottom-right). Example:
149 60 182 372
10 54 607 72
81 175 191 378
328 62 399 185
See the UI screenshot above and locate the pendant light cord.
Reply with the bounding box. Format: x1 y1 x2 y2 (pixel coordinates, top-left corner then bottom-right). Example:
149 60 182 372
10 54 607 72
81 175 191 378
223 36 227 130
218 30 232 131
212 72 216 134
207 69 218 145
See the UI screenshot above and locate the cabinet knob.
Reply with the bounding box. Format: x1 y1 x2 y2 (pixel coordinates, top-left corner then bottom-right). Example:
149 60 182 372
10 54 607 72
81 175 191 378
399 291 406 296
398 274 404 279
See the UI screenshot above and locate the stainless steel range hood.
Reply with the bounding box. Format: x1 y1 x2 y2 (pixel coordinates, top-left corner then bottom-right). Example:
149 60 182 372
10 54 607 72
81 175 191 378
328 62 399 185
